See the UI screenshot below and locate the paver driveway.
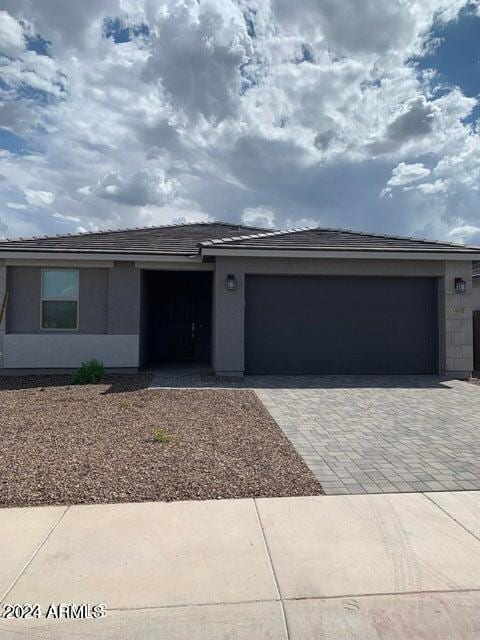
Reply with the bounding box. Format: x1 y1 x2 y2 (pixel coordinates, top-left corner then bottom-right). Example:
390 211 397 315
150 371 480 495
256 376 480 495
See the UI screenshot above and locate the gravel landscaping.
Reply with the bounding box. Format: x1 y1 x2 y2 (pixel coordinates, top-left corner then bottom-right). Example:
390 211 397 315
0 375 322 507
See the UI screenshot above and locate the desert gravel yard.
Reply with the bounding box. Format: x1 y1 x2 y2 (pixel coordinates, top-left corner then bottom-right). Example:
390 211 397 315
0 375 322 508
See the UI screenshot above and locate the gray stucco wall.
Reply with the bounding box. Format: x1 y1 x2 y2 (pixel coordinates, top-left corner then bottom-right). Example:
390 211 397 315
7 266 108 334
2 261 142 370
107 262 141 334
212 256 473 377
138 271 148 367
3 334 139 369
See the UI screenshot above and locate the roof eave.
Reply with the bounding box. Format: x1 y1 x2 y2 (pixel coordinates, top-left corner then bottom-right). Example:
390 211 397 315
0 248 203 262
200 246 480 260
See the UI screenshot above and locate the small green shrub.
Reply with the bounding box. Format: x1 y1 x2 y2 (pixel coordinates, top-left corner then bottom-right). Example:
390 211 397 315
152 427 170 443
72 359 105 385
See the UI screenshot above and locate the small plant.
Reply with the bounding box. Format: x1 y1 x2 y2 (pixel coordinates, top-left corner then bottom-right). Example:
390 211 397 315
152 427 170 443
71 359 105 385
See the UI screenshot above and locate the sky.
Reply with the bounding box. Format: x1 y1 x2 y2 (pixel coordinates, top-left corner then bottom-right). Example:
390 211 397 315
0 1 480 244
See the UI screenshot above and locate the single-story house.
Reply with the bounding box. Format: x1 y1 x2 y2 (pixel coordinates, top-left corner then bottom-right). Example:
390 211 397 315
0 221 478 377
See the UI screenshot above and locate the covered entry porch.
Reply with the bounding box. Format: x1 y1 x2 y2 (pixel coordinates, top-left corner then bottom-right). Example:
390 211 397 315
140 269 213 368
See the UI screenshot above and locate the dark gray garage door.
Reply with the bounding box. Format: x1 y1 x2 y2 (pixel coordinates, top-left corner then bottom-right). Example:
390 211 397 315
245 276 438 375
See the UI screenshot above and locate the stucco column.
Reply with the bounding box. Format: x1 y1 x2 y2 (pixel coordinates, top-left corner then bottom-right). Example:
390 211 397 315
212 258 245 375
0 261 6 368
442 260 473 377
107 262 141 335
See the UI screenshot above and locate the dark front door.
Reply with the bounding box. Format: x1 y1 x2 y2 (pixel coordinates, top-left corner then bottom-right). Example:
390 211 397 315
167 293 195 359
143 270 213 365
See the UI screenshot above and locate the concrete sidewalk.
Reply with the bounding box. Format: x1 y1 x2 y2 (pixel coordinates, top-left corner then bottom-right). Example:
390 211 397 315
1 492 480 639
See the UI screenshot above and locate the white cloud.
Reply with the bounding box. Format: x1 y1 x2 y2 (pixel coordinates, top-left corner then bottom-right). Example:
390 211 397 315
23 189 55 207
285 216 319 229
387 162 431 187
92 167 177 206
76 221 100 234
0 0 479 245
447 224 480 243
0 0 118 51
411 180 448 194
369 96 440 154
0 216 7 238
52 212 81 223
1 51 65 98
145 0 253 123
272 0 419 58
242 206 276 229
0 11 25 56
6 202 27 210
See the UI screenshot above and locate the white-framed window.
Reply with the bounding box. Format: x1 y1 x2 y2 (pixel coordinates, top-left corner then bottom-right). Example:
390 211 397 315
41 269 79 330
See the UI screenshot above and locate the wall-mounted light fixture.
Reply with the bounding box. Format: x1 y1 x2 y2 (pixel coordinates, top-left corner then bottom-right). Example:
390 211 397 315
226 274 237 291
455 277 466 294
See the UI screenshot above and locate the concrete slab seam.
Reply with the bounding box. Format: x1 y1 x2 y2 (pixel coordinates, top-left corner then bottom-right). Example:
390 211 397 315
0 506 70 604
422 493 480 543
253 499 291 640
102 586 480 613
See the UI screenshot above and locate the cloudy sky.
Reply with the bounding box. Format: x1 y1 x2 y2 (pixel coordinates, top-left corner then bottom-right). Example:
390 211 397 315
0 0 480 243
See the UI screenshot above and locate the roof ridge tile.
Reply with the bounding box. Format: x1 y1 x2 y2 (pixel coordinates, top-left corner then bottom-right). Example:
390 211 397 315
199 226 311 247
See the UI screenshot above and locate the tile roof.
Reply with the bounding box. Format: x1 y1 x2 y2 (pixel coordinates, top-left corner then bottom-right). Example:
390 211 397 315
0 222 478 256
0 222 267 256
201 227 480 253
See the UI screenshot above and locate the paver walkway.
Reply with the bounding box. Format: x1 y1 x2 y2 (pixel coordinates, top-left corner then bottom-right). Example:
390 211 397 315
1 492 480 639
150 372 480 495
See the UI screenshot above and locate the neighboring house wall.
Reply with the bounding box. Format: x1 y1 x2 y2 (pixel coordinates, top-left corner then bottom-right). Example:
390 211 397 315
1 261 141 370
212 256 473 377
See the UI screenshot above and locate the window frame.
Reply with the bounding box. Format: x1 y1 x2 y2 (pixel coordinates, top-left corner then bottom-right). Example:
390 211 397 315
40 268 79 331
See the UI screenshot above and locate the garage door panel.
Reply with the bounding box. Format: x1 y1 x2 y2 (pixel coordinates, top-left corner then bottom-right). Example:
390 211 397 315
245 276 437 375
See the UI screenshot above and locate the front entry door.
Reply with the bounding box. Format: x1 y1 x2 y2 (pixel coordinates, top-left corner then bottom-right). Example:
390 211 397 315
167 293 195 359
